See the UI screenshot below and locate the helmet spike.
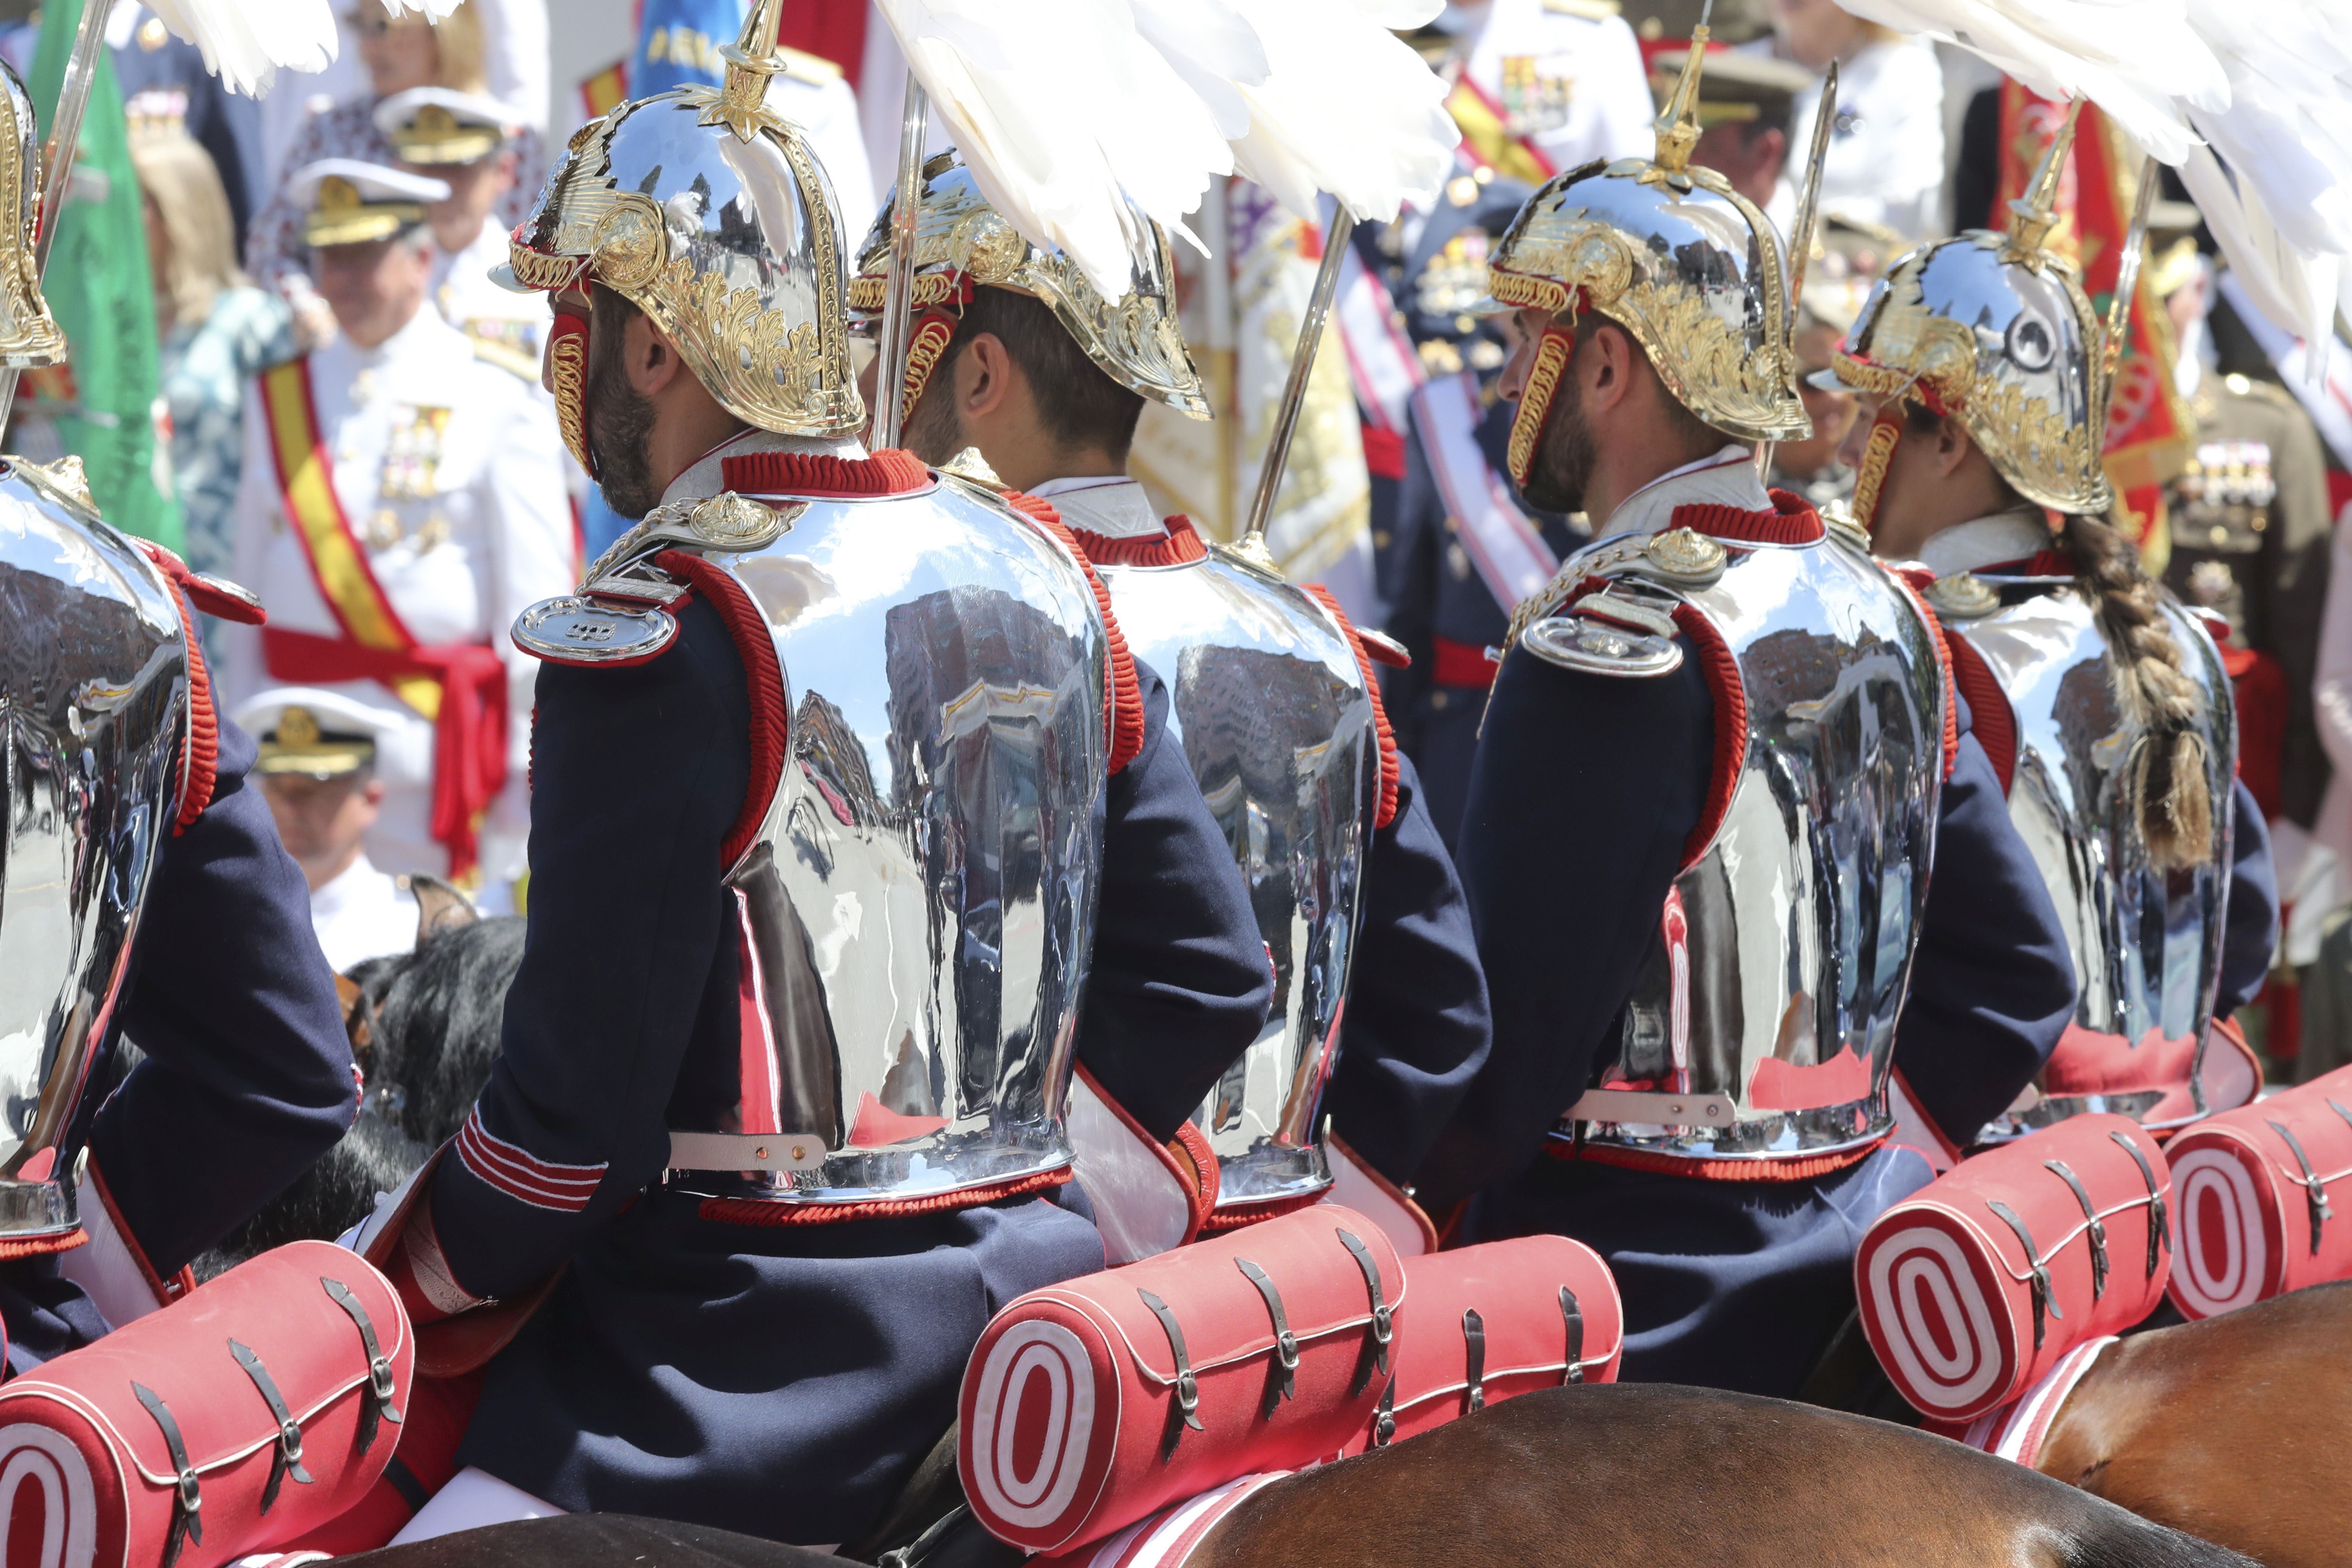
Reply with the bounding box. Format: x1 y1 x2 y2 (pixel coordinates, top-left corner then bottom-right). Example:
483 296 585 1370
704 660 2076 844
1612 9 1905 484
1652 21 1711 176
2004 97 2082 259
709 0 787 141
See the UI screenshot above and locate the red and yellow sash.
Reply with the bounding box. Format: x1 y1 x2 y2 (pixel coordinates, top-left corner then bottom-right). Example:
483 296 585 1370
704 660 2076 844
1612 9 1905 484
1446 76 1556 189
259 358 440 719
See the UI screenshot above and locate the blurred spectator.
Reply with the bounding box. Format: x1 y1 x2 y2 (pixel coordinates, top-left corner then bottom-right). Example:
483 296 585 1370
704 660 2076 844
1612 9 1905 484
132 125 296 591
1759 0 1944 239
1774 215 1903 506
245 0 547 350
1647 44 1810 207
112 7 266 249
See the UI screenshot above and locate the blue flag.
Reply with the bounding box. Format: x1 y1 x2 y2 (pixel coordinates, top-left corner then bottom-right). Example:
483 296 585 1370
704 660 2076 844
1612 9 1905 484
631 0 746 97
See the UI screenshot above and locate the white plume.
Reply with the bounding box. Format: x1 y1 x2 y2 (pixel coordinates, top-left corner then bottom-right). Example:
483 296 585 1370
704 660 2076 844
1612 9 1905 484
142 0 458 99
872 0 1457 297
1833 0 2352 346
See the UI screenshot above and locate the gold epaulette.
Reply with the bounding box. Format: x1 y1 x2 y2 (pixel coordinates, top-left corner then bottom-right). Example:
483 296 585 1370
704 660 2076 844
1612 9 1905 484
470 334 541 382
1543 0 1623 19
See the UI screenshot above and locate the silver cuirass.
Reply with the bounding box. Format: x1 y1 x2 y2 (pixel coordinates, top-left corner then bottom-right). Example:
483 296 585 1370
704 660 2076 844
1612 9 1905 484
1093 545 1380 1215
544 474 1112 1205
1948 579 2235 1133
0 459 190 1238
1531 528 1946 1163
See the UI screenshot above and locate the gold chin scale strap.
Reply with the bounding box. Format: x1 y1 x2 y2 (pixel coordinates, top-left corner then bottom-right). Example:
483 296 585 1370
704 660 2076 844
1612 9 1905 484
1849 404 1905 535
1506 320 1578 486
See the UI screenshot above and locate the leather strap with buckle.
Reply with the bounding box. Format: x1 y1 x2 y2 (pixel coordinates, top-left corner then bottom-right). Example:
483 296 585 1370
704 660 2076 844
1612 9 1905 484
133 1382 202 1568
1462 1308 1488 1414
2108 1130 2168 1280
1559 1286 1586 1384
1335 1229 1392 1397
2044 1159 2108 1303
2270 1119 2332 1256
1988 1200 2061 1350
1139 1289 1203 1459
322 1275 407 1453
230 1339 315 1513
1235 1259 1299 1418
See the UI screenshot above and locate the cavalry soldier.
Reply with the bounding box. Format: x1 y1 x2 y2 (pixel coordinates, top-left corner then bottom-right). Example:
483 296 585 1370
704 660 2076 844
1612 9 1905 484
355 6 1270 1546
0 69 355 1366
1822 107 2278 1139
1416 46 2076 1397
219 160 574 910
856 153 1493 1243
235 687 434 972
377 86 545 384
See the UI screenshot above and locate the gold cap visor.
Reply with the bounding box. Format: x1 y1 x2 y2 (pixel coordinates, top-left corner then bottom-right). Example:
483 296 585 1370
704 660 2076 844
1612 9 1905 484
306 202 427 247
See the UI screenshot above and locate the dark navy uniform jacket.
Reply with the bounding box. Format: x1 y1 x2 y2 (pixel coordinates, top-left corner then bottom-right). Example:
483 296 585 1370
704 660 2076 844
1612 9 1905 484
2 719 358 1372
1427 625 2077 1398
437 597 1271 1546
1380 393 1585 850
1320 752 1492 1187
2220 777 2279 1020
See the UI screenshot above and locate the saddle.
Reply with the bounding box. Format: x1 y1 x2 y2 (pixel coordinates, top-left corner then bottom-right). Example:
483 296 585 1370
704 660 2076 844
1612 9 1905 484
2167 1062 2352 1318
1854 1114 2171 1421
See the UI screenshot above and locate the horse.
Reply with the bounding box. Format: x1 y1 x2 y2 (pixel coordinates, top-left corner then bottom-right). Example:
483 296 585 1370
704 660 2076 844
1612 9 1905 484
2026 1280 2352 1568
330 1385 2252 1568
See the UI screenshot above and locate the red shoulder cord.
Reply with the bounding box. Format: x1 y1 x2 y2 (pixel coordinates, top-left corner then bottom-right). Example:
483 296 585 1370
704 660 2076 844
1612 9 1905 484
1887 570 1962 782
1942 632 2017 796
1667 488 1828 545
138 544 264 833
717 446 931 499
1299 583 1402 831
651 550 787 867
999 491 1145 775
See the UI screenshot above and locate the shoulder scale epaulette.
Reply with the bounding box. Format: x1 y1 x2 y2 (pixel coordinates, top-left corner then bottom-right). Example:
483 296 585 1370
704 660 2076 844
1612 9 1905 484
1542 0 1622 19
470 333 542 382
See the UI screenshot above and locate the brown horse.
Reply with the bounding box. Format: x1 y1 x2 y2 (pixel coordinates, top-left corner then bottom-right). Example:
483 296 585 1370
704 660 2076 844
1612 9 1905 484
337 1385 2249 1568
2030 1281 2352 1568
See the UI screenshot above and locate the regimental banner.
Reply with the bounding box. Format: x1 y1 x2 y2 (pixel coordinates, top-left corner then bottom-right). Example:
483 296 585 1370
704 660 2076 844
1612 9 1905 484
1994 83 2194 571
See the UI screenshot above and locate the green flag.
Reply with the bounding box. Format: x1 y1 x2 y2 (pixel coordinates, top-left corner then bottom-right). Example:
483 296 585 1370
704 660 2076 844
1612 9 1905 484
29 0 181 551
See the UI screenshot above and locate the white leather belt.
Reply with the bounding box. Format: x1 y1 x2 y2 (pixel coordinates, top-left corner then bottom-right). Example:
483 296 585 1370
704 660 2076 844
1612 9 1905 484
1562 1089 1739 1128
667 1131 828 1172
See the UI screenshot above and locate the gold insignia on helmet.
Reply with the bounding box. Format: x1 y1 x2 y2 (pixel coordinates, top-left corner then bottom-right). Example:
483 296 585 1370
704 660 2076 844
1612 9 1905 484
0 64 61 368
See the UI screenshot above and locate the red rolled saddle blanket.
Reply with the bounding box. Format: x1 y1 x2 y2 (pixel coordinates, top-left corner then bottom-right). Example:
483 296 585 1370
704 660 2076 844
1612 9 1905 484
1855 1114 2171 1421
0 1240 412 1568
1341 1235 1622 1455
958 1204 1403 1555
2166 1063 2352 1319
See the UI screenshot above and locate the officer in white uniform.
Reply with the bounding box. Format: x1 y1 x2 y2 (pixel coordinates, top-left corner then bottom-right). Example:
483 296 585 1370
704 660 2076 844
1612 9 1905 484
375 86 546 381
235 688 425 973
219 162 573 910
1447 0 1654 184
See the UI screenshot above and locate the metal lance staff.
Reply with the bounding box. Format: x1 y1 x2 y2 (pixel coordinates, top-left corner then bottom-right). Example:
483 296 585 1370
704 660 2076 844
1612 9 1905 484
1757 59 1837 479
872 74 932 451
1237 203 1356 571
0 0 117 433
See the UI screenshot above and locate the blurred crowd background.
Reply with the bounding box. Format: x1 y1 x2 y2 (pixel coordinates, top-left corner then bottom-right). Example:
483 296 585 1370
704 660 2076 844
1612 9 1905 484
13 0 2352 1078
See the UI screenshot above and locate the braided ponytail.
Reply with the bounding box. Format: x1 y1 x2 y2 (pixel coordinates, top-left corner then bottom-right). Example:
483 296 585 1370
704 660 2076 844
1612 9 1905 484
2058 513 2215 871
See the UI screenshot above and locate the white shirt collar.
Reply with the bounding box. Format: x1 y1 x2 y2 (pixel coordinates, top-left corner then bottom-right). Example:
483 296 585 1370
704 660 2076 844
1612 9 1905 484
1600 444 1770 539
347 299 457 366
1029 475 1163 539
1917 510 2053 577
309 852 395 920
656 425 867 511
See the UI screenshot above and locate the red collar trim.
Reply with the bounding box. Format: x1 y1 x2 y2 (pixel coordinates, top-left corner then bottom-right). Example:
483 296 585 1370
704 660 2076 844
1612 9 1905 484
720 447 931 499
1069 514 1210 569
1668 488 1825 545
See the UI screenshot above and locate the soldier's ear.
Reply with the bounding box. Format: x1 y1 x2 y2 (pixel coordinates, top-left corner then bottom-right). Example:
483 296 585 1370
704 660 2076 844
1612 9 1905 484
959 332 1018 420
1930 413 1975 478
628 312 686 396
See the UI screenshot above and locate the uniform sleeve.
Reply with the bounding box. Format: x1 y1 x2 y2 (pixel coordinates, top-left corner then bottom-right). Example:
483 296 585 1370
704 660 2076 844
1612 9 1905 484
2217 777 2280 1019
1414 639 1714 1213
2259 395 2336 828
1318 752 1491 1186
95 718 358 1276
429 599 750 1299
1890 701 2076 1149
1075 662 1276 1142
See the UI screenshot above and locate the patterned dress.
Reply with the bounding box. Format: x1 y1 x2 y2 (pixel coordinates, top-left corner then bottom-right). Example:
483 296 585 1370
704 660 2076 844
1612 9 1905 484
162 285 296 584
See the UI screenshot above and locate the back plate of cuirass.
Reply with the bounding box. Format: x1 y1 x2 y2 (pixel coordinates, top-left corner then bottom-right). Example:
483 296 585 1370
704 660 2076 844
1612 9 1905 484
1096 549 1379 1210
668 482 1109 1204
1955 583 2234 1133
0 463 187 1236
1583 535 1945 1160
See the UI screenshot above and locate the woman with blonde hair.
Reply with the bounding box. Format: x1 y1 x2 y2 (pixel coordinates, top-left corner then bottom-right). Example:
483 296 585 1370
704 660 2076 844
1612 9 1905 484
135 126 295 586
243 0 546 343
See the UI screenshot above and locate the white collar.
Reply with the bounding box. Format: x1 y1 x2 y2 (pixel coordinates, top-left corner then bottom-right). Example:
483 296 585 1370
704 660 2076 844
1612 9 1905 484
1917 510 2053 577
1029 475 1162 539
1600 444 1769 539
344 300 456 366
656 425 867 511
309 852 396 917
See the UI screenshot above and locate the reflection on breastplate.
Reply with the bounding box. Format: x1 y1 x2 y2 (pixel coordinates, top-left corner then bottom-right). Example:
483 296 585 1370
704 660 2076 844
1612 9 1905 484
654 480 1112 1207
1099 547 1380 1215
1956 582 2235 1137
1554 534 1945 1164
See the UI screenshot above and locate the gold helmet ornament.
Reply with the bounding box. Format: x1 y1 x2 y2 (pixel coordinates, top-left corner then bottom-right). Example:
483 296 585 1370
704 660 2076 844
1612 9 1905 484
496 0 864 470
0 57 64 367
1482 31 1809 486
846 149 1208 427
1823 98 2113 528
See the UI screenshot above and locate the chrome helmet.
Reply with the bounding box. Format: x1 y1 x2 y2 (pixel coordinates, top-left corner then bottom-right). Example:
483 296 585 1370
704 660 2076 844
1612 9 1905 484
846 149 1208 424
1826 100 2113 522
1483 34 1810 484
498 0 864 441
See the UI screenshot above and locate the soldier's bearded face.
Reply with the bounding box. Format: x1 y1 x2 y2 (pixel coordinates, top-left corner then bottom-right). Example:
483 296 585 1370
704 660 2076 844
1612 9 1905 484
1520 370 1596 515
587 293 661 518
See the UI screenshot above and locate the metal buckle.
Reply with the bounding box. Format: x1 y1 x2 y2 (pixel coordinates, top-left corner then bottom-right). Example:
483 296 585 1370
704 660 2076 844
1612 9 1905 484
1235 1259 1298 1418
2108 1130 2168 1280
323 1276 406 1454
1462 1308 1487 1413
1987 1201 2061 1350
1139 1289 1203 1459
230 1339 315 1512
132 1382 202 1567
2269 1119 2332 1256
1335 1229 1390 1397
2044 1158 2108 1303
1560 1286 1585 1384
1372 1380 1396 1448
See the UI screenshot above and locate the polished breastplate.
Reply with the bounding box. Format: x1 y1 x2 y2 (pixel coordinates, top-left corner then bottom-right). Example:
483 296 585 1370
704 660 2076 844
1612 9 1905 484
0 459 190 1238
1095 545 1379 1214
582 475 1113 1206
1952 580 2235 1133
1539 530 1947 1164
